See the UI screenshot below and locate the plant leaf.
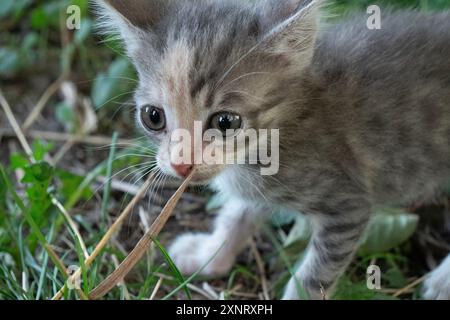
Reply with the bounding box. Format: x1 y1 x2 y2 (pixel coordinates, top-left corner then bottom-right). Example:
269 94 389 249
283 214 312 253
358 210 419 255
91 58 135 109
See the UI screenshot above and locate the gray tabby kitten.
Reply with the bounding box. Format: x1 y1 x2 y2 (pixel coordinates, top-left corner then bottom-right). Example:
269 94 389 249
96 0 450 300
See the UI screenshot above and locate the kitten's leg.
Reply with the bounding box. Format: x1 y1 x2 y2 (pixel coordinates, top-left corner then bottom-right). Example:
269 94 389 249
423 254 450 300
283 203 371 300
169 198 270 276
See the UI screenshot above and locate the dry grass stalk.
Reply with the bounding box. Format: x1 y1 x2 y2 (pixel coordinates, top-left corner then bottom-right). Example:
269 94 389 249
0 129 134 146
22 75 66 131
52 175 154 300
111 255 131 300
51 197 89 259
249 238 270 300
393 274 428 298
153 272 215 300
149 277 164 300
0 89 34 159
89 170 195 300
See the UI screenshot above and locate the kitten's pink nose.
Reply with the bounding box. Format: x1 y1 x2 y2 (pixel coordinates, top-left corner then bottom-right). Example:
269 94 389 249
171 163 193 177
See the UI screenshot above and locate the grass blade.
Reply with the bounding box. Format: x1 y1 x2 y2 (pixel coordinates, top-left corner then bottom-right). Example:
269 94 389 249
162 243 226 300
101 131 118 226
153 238 192 300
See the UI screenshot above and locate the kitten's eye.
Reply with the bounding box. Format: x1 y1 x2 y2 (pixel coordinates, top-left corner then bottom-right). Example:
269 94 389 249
140 105 166 131
209 112 242 136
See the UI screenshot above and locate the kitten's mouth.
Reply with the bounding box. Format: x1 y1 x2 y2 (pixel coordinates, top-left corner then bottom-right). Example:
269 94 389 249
180 170 216 186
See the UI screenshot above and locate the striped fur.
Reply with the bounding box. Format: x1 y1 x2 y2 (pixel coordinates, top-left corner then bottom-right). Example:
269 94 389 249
95 0 450 300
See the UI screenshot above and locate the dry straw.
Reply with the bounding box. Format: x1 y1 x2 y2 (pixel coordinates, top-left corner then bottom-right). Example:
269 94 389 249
51 169 194 300
89 170 195 299
51 174 154 300
51 170 194 299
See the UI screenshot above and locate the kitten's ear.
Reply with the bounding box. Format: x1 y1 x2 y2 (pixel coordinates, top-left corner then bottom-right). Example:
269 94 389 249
94 0 173 53
95 0 170 29
261 0 321 62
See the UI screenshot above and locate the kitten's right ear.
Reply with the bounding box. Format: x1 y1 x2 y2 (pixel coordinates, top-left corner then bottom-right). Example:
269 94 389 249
259 0 322 67
94 0 172 53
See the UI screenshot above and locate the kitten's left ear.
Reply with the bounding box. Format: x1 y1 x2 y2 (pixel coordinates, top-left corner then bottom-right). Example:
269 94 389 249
95 0 171 29
261 0 321 63
94 0 175 55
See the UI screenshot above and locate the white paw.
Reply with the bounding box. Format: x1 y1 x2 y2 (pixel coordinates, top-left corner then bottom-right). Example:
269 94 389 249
168 233 234 277
282 280 304 300
423 256 450 300
282 278 322 300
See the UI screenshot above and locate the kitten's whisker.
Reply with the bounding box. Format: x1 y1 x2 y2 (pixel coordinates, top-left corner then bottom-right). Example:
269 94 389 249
64 162 155 216
237 169 270 206
149 170 166 205
73 76 138 86
108 144 157 156
123 166 158 228
86 136 150 151
92 161 156 196
120 164 156 186
113 154 156 161
145 169 165 212
111 100 135 119
96 90 137 111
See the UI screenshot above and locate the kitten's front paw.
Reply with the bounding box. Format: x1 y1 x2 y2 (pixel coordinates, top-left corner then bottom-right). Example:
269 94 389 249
282 277 312 300
422 260 450 300
168 233 234 277
282 275 330 300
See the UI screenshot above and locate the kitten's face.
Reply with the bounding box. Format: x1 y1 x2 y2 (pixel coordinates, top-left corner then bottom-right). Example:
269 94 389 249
97 0 318 183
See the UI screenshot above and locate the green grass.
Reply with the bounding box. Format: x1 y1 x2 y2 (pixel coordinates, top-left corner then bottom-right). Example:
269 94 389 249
1 0 450 300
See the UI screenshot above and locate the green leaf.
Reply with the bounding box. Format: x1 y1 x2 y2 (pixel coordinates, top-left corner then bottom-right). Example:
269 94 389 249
0 173 6 212
70 0 89 16
29 1 63 30
28 162 54 182
10 153 29 170
21 32 39 51
384 267 408 289
281 207 419 258
334 276 397 300
55 102 76 132
154 239 192 300
0 0 15 18
0 165 68 279
91 58 135 109
32 140 54 162
30 7 48 29
0 48 21 77
56 170 92 202
283 214 312 254
359 209 419 255
0 0 31 19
